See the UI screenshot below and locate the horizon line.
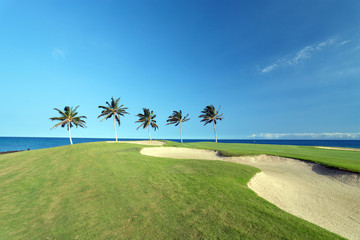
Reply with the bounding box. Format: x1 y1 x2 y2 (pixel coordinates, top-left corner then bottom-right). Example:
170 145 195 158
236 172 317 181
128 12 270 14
1 136 360 141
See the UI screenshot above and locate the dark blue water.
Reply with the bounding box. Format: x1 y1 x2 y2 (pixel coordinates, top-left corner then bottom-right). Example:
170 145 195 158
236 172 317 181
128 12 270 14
0 137 359 152
0 137 137 152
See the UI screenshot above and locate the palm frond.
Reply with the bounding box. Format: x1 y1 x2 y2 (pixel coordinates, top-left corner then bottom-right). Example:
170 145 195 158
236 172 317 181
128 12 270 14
136 122 146 130
51 120 67 129
50 106 87 130
98 97 128 126
182 114 190 122
115 115 121 125
135 108 158 131
167 110 190 127
99 113 112 122
50 116 66 121
199 105 223 126
53 108 67 117
151 122 159 131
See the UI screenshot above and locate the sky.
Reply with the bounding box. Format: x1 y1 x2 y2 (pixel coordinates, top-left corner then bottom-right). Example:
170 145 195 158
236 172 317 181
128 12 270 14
0 0 359 140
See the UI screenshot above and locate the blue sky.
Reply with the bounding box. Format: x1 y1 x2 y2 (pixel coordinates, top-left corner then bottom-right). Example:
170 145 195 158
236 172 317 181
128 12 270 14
1 0 359 139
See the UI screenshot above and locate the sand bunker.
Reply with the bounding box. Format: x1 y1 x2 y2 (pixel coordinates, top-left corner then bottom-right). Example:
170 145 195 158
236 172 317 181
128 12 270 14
316 146 360 152
141 147 360 240
107 140 165 146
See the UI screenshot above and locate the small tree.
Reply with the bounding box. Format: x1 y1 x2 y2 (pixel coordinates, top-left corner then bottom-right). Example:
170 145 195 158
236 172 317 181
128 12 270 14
199 105 223 143
50 106 87 145
98 97 129 141
166 110 190 143
135 108 159 140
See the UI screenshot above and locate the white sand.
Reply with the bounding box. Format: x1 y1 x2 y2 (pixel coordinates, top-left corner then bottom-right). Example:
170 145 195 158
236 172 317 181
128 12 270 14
316 146 360 152
141 147 360 240
107 140 165 146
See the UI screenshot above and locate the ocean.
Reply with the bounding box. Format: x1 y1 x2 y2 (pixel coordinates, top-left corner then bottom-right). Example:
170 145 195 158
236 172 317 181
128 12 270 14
0 137 360 152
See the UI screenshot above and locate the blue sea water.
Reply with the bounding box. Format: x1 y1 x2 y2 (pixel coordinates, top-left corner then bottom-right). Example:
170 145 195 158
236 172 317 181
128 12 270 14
0 137 360 152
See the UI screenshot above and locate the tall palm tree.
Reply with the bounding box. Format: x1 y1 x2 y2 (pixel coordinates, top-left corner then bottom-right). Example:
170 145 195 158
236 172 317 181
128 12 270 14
199 105 223 143
98 97 129 142
166 110 190 143
50 106 87 145
135 108 159 140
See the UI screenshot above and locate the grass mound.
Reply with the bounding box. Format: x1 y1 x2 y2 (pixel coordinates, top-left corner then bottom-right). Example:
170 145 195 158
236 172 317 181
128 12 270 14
0 142 342 239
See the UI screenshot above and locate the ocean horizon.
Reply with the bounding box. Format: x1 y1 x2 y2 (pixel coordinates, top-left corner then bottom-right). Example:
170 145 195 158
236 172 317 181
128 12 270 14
1 137 360 152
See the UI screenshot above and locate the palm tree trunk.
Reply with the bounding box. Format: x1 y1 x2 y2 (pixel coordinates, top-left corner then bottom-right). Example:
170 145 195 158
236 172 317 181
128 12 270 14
113 116 118 142
213 121 217 143
180 121 183 143
148 125 151 140
68 124 73 145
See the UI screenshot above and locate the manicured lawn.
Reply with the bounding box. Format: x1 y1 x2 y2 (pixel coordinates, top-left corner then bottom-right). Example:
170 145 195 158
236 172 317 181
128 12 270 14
0 142 343 239
165 141 360 173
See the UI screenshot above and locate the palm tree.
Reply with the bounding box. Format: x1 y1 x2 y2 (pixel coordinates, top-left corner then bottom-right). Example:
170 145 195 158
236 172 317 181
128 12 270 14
199 105 223 143
135 108 159 140
50 106 87 145
98 97 129 142
166 110 190 143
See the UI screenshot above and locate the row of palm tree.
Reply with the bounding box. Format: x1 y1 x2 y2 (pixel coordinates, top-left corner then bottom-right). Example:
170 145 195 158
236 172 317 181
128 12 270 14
50 97 223 145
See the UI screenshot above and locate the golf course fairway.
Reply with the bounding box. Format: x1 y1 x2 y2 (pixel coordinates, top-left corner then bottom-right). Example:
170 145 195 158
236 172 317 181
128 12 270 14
1 141 358 239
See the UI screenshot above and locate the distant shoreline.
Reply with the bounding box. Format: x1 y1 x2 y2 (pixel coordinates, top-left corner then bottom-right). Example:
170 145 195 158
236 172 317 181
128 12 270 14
0 150 24 155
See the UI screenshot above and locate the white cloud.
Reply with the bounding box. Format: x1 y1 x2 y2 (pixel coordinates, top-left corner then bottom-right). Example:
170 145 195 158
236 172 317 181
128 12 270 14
315 39 335 50
251 132 360 139
260 64 277 73
261 64 278 73
260 38 338 73
52 48 66 59
339 40 350 46
293 46 314 63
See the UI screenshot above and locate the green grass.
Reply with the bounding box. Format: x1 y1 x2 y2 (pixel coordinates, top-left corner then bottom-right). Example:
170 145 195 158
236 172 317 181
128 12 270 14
165 141 360 173
0 142 344 239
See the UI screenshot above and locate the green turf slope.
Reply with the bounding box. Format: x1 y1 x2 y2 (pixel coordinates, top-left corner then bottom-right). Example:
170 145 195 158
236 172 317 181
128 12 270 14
165 141 360 173
0 142 343 239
